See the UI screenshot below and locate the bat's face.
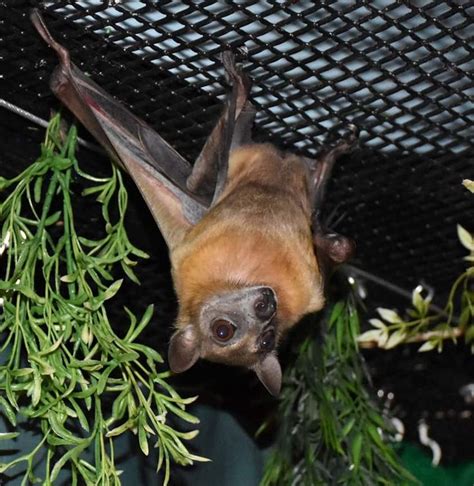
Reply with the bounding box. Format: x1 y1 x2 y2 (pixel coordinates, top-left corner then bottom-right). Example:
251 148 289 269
168 285 283 395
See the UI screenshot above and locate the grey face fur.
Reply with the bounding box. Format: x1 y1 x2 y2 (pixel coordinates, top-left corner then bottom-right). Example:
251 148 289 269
200 286 277 349
168 285 283 395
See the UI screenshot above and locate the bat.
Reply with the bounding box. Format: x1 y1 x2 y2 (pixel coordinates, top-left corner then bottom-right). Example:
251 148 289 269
31 10 357 396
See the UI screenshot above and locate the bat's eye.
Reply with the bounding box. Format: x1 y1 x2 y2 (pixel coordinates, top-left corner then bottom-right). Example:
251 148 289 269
259 329 276 352
211 319 235 342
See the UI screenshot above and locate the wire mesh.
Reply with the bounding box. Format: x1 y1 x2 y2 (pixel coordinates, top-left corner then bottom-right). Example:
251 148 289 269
1 0 473 308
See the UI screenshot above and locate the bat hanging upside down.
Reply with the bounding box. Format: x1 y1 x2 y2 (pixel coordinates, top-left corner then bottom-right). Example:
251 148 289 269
32 10 357 396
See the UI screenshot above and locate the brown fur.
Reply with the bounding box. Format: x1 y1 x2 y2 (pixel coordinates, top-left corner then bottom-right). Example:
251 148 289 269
171 144 325 335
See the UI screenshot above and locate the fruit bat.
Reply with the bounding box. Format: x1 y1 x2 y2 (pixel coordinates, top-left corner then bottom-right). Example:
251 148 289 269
32 10 357 396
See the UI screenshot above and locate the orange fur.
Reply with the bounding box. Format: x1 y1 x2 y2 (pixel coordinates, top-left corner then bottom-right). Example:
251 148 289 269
171 144 324 332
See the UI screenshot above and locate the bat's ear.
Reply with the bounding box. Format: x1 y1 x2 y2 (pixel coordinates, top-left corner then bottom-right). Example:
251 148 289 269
168 325 200 373
253 353 282 397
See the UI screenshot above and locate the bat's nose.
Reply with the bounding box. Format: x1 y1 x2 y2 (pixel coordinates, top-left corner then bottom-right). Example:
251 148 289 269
254 287 277 321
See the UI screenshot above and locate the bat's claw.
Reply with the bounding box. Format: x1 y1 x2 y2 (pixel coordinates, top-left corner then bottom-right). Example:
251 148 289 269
221 51 239 82
339 123 359 152
319 124 359 160
221 51 251 93
347 123 360 139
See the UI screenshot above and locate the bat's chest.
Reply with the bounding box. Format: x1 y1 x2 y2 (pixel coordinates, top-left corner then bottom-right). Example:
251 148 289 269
173 217 323 326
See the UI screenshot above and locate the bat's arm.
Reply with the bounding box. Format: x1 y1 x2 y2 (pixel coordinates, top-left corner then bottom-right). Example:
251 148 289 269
310 126 358 271
31 9 207 251
186 52 254 204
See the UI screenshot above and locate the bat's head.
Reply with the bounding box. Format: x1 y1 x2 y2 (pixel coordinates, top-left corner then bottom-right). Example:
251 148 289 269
168 285 282 396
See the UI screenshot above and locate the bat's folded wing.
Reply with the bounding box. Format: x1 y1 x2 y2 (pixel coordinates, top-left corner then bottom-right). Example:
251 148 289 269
31 10 207 250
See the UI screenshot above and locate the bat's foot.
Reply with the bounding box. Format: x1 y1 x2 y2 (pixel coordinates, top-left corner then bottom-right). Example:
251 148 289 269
319 124 359 162
342 123 360 150
221 51 251 95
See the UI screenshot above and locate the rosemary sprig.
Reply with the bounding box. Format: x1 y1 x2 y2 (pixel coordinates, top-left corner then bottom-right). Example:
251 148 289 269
0 114 206 485
261 299 414 486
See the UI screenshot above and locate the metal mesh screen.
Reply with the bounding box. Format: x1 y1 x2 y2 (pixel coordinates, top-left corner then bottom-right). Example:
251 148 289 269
2 0 472 301
1 0 473 466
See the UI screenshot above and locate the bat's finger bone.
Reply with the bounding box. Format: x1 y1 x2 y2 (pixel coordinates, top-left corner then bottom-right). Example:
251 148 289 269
31 9 71 69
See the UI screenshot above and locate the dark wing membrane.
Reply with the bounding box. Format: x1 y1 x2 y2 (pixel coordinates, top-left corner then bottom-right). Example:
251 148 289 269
186 51 254 205
31 10 207 250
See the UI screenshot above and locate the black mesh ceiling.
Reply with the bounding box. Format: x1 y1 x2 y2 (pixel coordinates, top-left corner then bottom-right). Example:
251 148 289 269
2 0 472 306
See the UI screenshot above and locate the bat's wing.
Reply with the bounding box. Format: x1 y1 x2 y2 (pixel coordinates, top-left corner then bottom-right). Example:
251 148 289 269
308 126 359 272
186 52 255 204
31 10 207 251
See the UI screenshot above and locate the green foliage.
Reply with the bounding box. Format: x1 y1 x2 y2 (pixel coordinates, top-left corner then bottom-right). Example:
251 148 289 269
0 115 206 485
261 299 413 486
358 181 473 353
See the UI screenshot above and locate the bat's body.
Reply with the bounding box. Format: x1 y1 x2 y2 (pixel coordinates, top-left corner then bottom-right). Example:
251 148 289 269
32 11 357 395
173 143 324 333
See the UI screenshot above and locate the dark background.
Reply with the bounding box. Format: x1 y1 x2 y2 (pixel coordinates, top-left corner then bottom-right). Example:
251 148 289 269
1 0 473 482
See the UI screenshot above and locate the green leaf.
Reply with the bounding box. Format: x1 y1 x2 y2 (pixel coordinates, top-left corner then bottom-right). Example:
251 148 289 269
48 411 83 444
376 308 400 323
457 224 474 251
138 417 150 456
329 301 344 328
351 432 363 471
125 304 155 342
31 371 42 406
357 329 383 345
165 401 200 425
121 259 140 284
0 281 43 302
114 351 140 363
50 442 89 481
44 210 62 226
367 424 385 449
37 337 63 356
29 356 55 376
50 156 73 170
368 318 387 330
384 330 406 349
97 364 117 395
465 325 474 344
0 432 20 440
0 396 17 426
9 368 34 377
412 286 425 314
68 398 90 432
111 388 129 422
33 175 43 203
60 272 78 283
5 374 19 412
103 279 123 300
462 179 474 193
106 419 135 437
129 343 163 363
418 340 437 352
342 417 356 437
